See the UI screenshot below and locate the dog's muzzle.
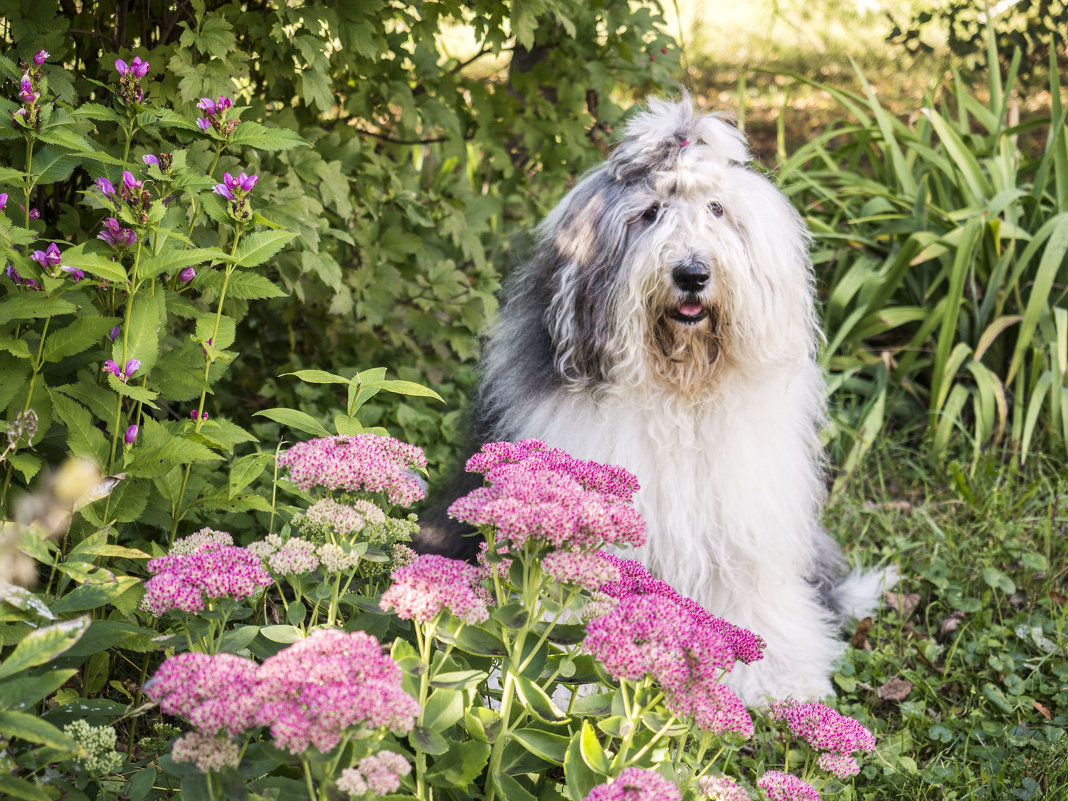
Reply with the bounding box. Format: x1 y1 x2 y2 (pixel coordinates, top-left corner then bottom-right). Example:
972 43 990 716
669 262 711 325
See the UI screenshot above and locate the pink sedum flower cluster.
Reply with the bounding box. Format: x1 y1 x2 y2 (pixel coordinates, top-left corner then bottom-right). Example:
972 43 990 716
142 542 272 616
170 732 241 773
699 775 751 801
584 593 752 736
768 699 875 778
253 629 419 754
145 653 260 736
267 537 319 575
304 497 386 537
542 549 620 590
336 751 411 797
380 554 489 624
449 469 645 550
756 771 820 801
278 434 427 505
170 527 233 555
466 439 640 501
582 767 681 801
598 554 765 665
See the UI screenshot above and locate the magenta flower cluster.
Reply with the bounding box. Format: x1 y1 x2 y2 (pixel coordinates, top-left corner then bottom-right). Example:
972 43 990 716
582 767 681 801
114 56 149 103
102 358 141 384
466 439 640 501
756 771 820 801
598 553 765 665
380 554 490 624
768 699 875 778
254 629 419 753
98 216 136 248
197 95 236 134
336 751 411 797
278 434 428 505
584 594 753 736
141 540 272 616
213 171 258 201
449 468 645 550
146 630 418 760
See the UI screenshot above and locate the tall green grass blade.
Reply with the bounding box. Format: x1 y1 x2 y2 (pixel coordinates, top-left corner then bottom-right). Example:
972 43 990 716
1006 213 1068 382
930 220 981 412
922 110 990 204
1021 372 1054 463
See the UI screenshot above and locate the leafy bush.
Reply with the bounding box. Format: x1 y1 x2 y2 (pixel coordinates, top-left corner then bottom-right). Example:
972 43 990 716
779 42 1068 478
2 0 679 482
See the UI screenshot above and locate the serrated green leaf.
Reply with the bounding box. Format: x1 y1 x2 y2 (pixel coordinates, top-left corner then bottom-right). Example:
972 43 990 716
0 775 52 801
196 314 236 352
233 230 297 268
117 288 165 374
139 247 228 282
0 295 77 326
47 389 108 466
254 407 331 437
199 269 286 300
0 336 31 359
226 122 309 152
6 452 42 482
0 616 90 679
107 374 160 409
42 316 122 363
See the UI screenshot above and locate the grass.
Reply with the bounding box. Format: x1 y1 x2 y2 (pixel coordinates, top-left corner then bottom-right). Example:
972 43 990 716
824 445 1068 798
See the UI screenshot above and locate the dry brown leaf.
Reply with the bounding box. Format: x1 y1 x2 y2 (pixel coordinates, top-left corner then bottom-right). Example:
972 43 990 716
1033 701 1052 720
884 591 921 619
938 610 966 640
850 616 873 650
878 677 913 701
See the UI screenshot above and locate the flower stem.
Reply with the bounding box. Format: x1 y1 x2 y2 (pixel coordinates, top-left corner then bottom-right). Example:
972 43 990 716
302 759 316 801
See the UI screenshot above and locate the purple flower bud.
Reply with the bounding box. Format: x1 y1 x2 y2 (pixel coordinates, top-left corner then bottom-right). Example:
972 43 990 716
32 243 62 268
0 193 6 209
122 170 138 189
6 265 22 285
61 266 85 283
130 57 150 78
124 424 138 445
202 412 209 420
197 97 217 115
124 358 141 377
33 50 48 66
23 278 41 290
103 360 121 378
191 409 199 419
28 208 40 220
212 182 235 201
96 177 117 197
18 73 36 104
135 87 144 103
110 326 120 341
115 58 129 76
216 95 233 111
196 117 211 131
142 154 160 168
178 266 196 283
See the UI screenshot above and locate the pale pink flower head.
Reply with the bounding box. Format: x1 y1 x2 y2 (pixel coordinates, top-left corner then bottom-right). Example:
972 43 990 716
816 752 860 778
171 527 234 556
253 629 419 754
699 775 751 801
337 751 411 797
542 549 620 590
170 732 240 773
466 439 640 501
448 469 645 550
582 767 681 801
756 771 820 801
380 553 489 624
144 652 259 736
277 434 427 505
267 537 319 575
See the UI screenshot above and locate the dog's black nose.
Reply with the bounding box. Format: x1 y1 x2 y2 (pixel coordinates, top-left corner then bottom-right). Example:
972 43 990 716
672 262 710 293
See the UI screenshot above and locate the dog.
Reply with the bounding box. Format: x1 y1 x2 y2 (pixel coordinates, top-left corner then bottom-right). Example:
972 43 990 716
425 97 888 704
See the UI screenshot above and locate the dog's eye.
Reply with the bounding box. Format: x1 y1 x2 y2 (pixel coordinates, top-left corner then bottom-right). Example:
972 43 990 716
641 203 660 223
708 201 725 218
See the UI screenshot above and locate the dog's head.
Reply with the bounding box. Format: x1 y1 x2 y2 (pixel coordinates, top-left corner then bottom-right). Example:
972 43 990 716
532 97 818 397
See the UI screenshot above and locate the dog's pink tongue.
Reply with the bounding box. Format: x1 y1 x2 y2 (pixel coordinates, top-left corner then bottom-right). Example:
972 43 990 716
678 302 703 317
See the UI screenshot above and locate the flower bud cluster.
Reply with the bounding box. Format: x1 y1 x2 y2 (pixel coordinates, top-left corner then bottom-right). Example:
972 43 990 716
197 95 239 136
336 751 411 798
115 56 150 103
13 51 48 130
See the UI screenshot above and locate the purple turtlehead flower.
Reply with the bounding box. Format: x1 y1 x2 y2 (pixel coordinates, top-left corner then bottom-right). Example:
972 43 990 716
122 170 140 190
115 58 128 75
31 243 62 268
214 171 258 202
110 326 121 341
0 193 7 209
18 73 36 104
61 265 85 283
178 266 196 283
213 183 235 201
28 207 40 220
142 154 160 168
197 97 217 115
6 265 22 285
98 217 136 248
215 96 233 111
124 425 138 445
23 278 41 290
124 358 141 377
33 50 48 66
96 177 117 197
196 118 211 131
116 56 149 77
103 360 122 378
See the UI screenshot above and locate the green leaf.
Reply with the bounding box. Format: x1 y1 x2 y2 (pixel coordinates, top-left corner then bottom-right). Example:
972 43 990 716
282 369 355 386
0 295 77 326
139 247 228 282
118 287 166 374
510 728 569 766
429 669 488 690
0 710 82 751
107 374 161 409
578 719 610 773
254 408 331 437
491 772 538 801
49 576 140 615
564 723 605 801
6 452 42 482
229 452 272 498
47 389 108 466
421 688 464 731
425 740 491 789
41 316 122 363
513 674 569 724
259 625 303 644
226 122 309 152
409 725 450 755
0 616 90 679
366 379 445 403
0 583 54 621
0 775 51 801
233 230 297 268
60 243 128 284
0 669 77 712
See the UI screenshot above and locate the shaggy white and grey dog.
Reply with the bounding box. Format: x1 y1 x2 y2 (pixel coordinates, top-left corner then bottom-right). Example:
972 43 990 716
469 97 886 704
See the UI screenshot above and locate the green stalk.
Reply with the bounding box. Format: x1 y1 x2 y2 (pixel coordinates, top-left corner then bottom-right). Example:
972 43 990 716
302 759 317 801
23 135 34 228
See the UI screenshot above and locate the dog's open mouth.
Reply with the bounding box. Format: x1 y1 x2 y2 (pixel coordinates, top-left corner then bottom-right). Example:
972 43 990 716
669 301 710 325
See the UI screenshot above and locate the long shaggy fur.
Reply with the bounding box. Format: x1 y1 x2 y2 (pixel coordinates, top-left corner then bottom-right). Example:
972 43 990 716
467 98 884 703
